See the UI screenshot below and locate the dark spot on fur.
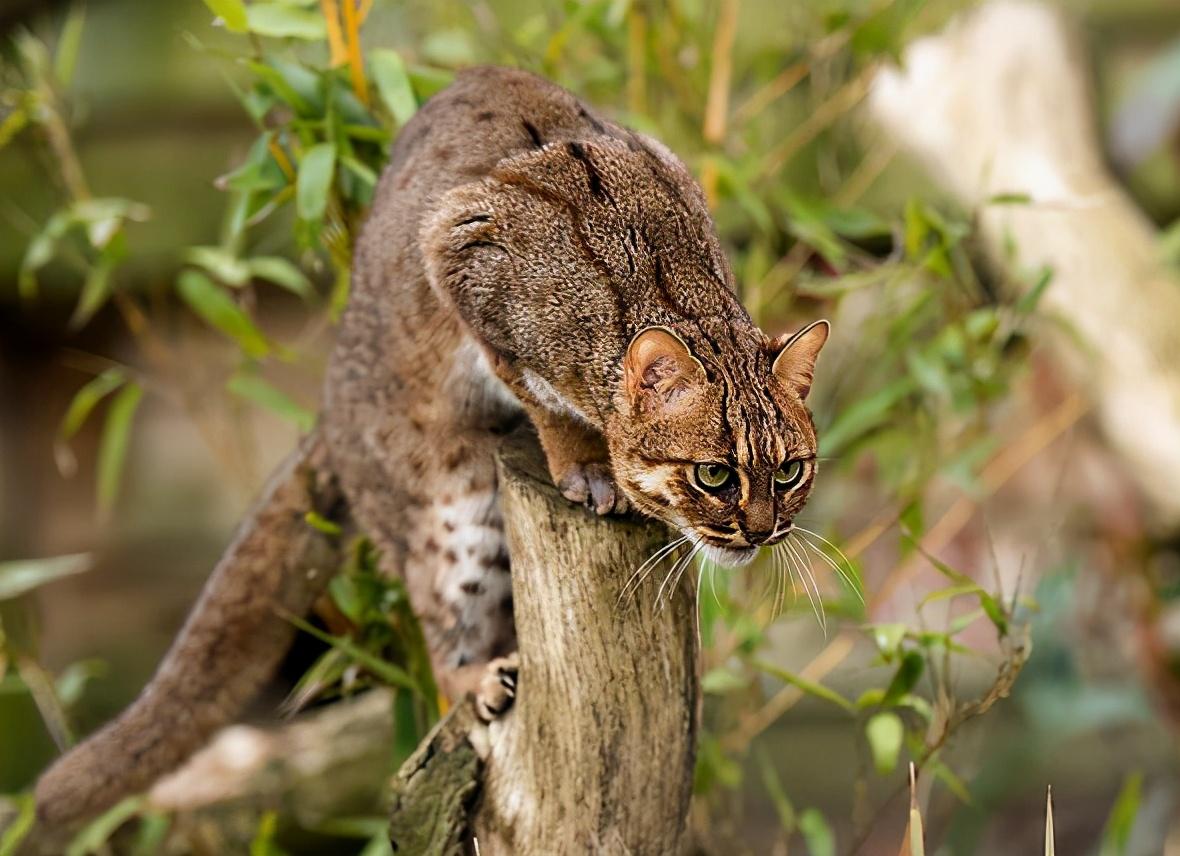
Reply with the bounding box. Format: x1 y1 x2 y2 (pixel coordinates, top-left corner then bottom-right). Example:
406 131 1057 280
521 119 543 148
444 549 458 564
434 145 452 162
578 104 608 135
477 110 496 121
424 537 440 553
458 239 507 255
499 595 513 615
457 653 470 667
489 547 511 572
444 445 471 470
566 141 610 202
443 520 455 532
460 580 485 595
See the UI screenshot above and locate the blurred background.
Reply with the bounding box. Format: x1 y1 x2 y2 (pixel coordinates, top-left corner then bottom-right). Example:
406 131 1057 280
2 0 1180 853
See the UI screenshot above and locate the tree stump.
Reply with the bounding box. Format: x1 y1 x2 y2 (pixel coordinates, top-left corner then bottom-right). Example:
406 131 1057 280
390 430 701 855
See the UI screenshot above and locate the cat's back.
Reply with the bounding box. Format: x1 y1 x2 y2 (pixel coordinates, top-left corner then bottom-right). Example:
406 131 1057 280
369 67 618 231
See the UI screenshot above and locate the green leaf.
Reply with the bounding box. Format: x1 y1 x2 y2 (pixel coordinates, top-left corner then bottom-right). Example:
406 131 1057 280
202 0 248 32
96 382 144 515
1099 771 1143 856
249 811 286 856
177 270 271 357
1016 266 1054 314
986 192 1033 206
370 49 418 126
0 794 36 856
701 666 748 695
227 371 315 432
66 796 143 856
752 658 855 713
280 610 422 694
0 555 90 603
59 368 126 440
54 3 86 85
55 658 107 707
296 143 337 223
871 623 908 660
757 754 797 834
131 811 171 856
883 652 924 705
820 377 914 457
245 4 327 39
71 234 127 329
245 256 313 298
799 808 835 856
305 511 343 537
185 246 251 286
866 711 904 774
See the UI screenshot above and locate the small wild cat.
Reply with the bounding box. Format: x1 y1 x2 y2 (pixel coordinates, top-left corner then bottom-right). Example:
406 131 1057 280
35 66 827 824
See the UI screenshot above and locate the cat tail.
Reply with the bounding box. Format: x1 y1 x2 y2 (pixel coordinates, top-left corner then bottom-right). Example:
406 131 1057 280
34 430 349 828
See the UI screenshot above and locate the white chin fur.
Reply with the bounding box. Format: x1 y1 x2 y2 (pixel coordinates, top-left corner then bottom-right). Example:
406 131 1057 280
699 543 758 568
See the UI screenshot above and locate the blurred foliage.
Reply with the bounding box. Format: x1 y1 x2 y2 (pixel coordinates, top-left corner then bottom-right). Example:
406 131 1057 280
0 0 1166 853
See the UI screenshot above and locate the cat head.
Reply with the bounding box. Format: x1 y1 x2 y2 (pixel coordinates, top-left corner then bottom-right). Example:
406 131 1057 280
607 319 828 567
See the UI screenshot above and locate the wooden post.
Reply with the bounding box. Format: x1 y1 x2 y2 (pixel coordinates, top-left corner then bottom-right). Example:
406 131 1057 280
471 431 700 854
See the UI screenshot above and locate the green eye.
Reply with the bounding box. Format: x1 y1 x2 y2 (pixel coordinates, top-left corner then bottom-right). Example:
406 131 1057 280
694 463 734 492
774 460 805 490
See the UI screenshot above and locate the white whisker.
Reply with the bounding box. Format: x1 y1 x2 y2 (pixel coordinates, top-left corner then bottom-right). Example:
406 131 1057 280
784 537 826 634
656 538 699 608
792 527 864 605
792 526 868 602
618 535 688 606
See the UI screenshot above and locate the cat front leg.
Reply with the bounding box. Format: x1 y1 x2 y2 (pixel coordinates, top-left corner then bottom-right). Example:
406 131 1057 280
483 351 628 516
531 408 629 516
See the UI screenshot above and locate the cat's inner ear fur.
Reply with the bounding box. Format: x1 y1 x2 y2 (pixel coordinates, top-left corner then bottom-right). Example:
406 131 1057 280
624 327 707 414
771 320 830 400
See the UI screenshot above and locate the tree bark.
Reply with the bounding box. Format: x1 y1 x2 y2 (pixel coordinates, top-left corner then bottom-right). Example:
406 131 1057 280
866 0 1180 530
470 430 700 856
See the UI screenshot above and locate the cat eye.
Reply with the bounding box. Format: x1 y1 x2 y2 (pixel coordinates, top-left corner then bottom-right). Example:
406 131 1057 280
774 460 806 490
693 463 734 492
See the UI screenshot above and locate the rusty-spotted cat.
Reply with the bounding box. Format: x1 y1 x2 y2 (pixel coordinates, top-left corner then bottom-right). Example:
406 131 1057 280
36 66 827 825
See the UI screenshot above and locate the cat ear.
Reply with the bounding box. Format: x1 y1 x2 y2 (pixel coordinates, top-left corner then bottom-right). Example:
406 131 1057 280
771 320 829 399
623 327 706 413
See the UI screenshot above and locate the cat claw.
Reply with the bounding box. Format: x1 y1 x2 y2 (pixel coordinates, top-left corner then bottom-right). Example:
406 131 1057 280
558 462 630 516
474 653 519 722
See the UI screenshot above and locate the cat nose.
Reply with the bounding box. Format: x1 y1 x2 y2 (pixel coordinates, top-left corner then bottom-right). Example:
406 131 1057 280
745 528 775 545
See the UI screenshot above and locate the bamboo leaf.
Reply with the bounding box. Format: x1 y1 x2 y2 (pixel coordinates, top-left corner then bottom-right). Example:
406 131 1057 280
227 371 315 432
59 368 126 441
54 3 86 85
752 658 855 713
245 4 327 39
245 256 313 298
280 609 421 694
296 142 337 222
0 554 91 601
177 270 271 357
0 793 36 856
370 49 418 126
202 0 248 32
96 382 144 515
65 796 143 856
799 808 834 856
1099 772 1143 856
866 711 904 774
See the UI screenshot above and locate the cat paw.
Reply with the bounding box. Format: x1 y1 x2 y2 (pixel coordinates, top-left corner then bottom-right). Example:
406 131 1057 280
558 462 630 515
474 653 519 722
